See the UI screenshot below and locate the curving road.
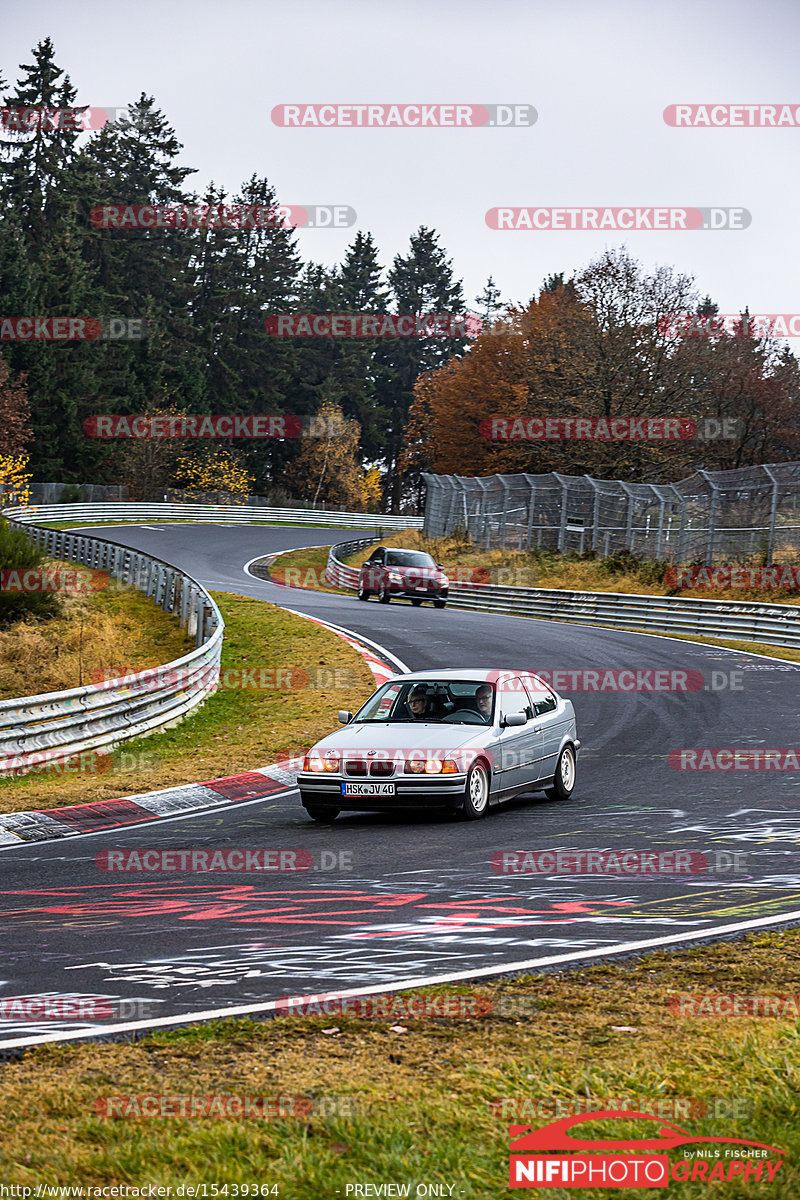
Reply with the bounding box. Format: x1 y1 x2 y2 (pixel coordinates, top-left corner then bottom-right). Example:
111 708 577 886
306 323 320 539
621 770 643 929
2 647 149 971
1 521 800 1047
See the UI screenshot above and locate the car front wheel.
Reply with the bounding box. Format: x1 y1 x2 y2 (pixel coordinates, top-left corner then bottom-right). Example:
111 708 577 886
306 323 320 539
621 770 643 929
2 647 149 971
462 761 490 819
357 586 370 600
545 745 576 801
433 599 446 609
304 805 340 823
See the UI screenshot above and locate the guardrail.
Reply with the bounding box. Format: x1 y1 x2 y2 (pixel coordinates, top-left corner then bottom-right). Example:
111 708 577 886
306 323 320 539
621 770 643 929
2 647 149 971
1 517 224 774
3 502 424 530
325 540 800 650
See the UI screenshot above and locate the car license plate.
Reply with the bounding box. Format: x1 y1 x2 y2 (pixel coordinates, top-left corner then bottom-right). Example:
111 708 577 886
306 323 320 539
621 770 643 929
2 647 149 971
342 781 395 797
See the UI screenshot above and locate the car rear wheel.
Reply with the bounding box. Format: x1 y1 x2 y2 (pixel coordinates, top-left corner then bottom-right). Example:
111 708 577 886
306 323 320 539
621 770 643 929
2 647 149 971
357 586 370 601
545 745 576 801
304 805 340 823
433 599 446 609
379 587 391 604
462 762 490 819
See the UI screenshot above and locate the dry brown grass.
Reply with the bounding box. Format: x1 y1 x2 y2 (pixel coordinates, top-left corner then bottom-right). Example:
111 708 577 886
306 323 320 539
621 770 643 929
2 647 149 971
0 570 191 702
0 593 375 810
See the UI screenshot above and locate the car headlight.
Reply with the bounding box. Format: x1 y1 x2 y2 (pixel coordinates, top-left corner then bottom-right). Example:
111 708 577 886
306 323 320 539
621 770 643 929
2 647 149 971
387 572 403 584
405 758 459 774
303 753 340 773
439 575 449 586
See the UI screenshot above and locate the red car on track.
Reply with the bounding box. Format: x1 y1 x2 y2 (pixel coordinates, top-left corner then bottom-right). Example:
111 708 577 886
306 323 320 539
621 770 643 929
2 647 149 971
357 546 449 608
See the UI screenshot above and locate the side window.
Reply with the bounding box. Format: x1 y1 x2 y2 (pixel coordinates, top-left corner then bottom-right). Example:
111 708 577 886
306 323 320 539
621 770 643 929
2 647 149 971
520 675 556 718
499 677 529 724
524 686 557 716
369 548 384 564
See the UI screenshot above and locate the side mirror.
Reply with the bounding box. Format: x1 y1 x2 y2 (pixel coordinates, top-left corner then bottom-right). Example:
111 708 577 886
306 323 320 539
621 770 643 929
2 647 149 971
338 710 353 725
436 562 444 569
502 712 527 728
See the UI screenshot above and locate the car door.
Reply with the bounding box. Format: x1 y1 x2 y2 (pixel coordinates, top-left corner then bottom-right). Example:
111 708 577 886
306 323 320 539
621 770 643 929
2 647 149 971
521 679 561 781
364 548 384 590
496 674 544 793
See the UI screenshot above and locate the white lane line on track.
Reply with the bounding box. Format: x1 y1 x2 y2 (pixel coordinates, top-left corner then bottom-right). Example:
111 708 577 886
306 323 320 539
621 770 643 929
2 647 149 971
5 906 800 1050
282 608 411 674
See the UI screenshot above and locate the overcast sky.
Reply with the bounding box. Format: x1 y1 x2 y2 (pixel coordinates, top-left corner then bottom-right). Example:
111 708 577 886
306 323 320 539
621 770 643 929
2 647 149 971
4 0 800 319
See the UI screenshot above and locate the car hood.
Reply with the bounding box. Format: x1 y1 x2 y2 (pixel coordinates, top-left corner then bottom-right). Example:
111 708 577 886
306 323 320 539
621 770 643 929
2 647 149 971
379 565 446 580
311 722 493 754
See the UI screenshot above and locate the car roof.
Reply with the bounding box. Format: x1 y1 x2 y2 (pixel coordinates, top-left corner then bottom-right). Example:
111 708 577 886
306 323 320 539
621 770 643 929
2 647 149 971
387 669 551 688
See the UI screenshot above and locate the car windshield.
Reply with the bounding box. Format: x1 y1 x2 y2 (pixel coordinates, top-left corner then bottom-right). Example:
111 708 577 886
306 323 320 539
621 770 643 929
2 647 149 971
384 551 437 568
354 680 495 724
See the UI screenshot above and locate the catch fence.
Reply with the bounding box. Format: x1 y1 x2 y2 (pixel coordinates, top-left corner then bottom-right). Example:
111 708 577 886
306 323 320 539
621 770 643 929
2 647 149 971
422 464 800 564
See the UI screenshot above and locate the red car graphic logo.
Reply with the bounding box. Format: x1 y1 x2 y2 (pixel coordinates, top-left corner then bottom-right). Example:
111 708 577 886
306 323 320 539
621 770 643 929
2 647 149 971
510 1111 784 1155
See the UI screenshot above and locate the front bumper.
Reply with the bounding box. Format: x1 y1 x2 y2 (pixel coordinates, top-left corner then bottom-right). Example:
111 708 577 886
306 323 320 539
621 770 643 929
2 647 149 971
298 771 466 811
388 586 448 601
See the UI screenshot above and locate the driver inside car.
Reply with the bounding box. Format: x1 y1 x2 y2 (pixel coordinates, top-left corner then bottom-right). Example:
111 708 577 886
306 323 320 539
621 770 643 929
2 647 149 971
475 684 494 722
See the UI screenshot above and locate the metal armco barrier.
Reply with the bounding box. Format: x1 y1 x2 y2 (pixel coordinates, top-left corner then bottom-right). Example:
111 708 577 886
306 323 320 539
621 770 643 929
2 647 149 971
4 503 423 530
326 540 800 650
324 537 380 588
1 516 224 774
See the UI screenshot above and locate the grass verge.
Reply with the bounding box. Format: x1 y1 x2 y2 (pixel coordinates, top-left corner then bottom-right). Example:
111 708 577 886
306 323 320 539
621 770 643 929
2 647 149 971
0 592 375 812
2 928 800 1195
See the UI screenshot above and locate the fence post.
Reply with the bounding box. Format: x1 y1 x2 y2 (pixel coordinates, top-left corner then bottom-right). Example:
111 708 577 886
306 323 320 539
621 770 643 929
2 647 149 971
619 483 636 552
697 470 719 565
585 476 601 551
556 474 569 552
499 478 509 548
654 488 667 560
763 465 779 564
524 475 537 550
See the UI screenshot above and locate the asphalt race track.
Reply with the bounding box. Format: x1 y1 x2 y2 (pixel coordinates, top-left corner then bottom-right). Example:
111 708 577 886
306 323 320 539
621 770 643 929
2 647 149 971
2 521 800 1047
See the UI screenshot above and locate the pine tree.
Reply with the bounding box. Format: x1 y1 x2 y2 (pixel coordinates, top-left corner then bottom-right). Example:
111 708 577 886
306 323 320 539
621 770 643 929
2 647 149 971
376 227 467 511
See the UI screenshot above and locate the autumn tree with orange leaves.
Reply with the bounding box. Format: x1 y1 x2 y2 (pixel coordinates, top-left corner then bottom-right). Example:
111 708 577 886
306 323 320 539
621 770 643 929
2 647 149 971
403 249 800 484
